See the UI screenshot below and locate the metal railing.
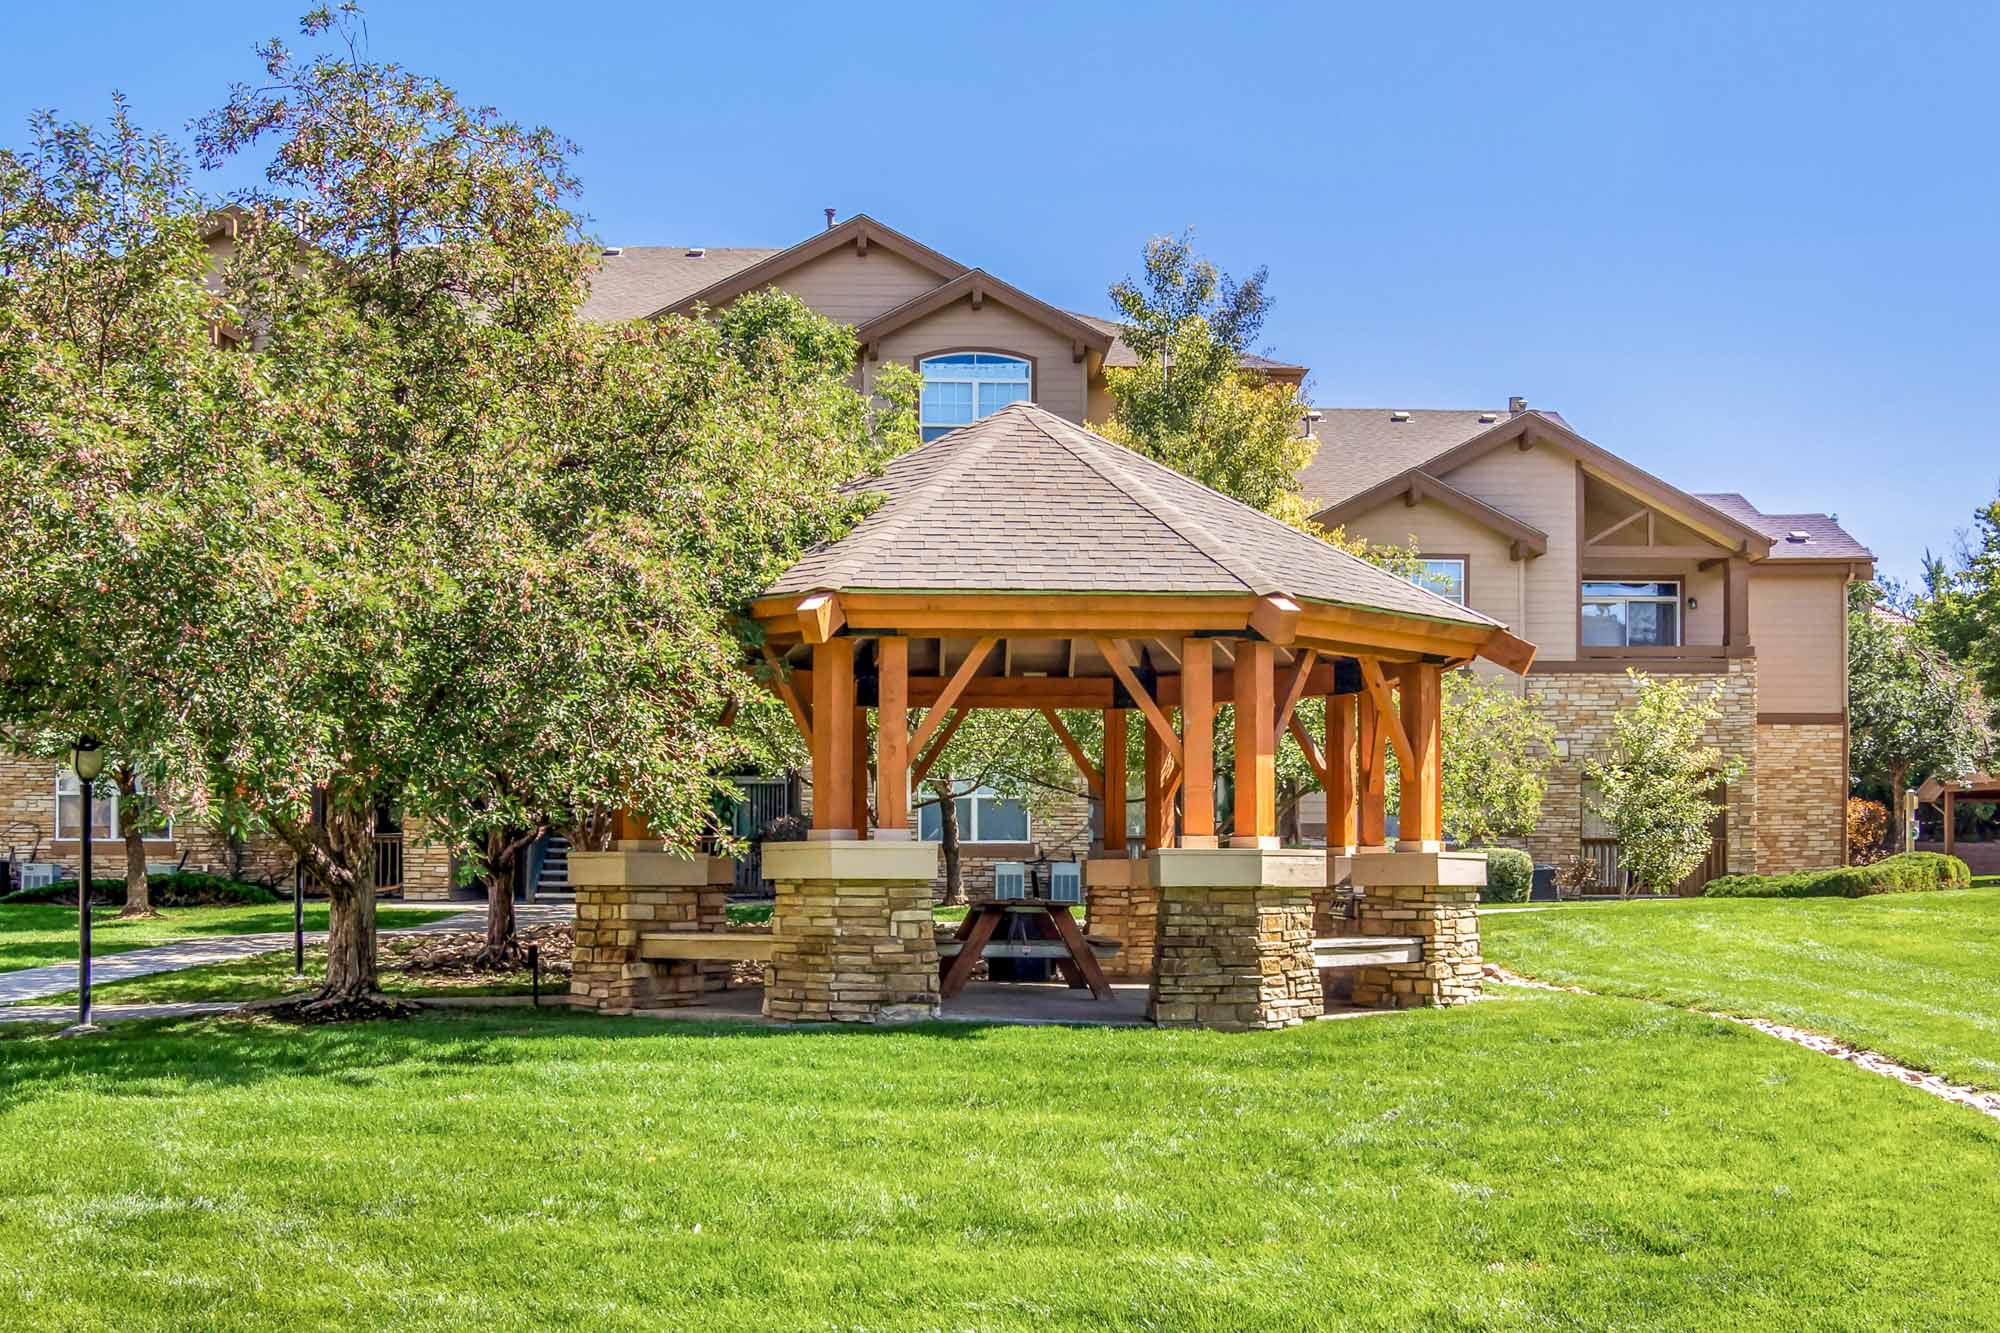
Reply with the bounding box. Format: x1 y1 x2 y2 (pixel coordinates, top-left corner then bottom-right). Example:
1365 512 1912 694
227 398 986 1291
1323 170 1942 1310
372 833 403 892
1581 838 1624 892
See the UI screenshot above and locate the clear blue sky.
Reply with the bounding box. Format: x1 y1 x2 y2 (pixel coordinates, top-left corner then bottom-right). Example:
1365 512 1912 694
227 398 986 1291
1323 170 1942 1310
6 1 1994 588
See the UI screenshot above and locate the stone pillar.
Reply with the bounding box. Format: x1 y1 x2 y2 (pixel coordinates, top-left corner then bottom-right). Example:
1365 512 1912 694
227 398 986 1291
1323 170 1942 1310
1347 850 1485 1008
1084 855 1157 980
568 848 734 1014
1147 848 1324 1031
762 841 941 1023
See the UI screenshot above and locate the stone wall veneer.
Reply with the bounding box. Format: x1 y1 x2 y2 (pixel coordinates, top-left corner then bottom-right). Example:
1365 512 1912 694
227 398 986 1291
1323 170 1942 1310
762 841 941 1024
568 850 733 1013
1147 849 1323 1031
1755 723 1847 873
1348 851 1486 1008
1083 856 1157 980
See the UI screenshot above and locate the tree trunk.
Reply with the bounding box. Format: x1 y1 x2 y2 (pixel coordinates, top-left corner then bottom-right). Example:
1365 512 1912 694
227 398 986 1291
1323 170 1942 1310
114 769 156 918
316 801 379 1002
1889 764 1911 854
478 826 522 966
935 780 965 906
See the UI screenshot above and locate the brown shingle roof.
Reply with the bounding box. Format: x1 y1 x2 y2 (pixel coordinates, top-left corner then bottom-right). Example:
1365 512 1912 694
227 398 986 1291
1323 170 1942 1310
1692 493 1874 561
1070 312 1307 376
766 403 1499 628
1298 408 1527 509
579 246 780 323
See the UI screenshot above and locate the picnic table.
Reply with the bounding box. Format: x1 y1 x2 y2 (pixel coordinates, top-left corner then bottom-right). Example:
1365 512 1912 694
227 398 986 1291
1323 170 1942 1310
936 897 1114 1001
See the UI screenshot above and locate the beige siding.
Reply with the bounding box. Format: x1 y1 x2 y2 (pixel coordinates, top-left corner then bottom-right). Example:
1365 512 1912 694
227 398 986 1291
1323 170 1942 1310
1086 373 1114 427
1336 496 1521 633
1749 568 1849 712
1442 443 1581 660
768 246 943 326
867 299 1090 425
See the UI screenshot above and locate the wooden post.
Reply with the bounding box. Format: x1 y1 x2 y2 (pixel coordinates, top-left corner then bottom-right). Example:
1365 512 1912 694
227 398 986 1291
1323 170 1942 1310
1326 691 1357 852
850 703 872 836
809 639 856 838
1143 723 1168 849
1397 663 1443 851
876 637 910 838
1180 637 1216 847
1945 789 1956 858
1357 678 1388 848
1103 709 1128 853
1725 556 1750 650
1232 639 1277 847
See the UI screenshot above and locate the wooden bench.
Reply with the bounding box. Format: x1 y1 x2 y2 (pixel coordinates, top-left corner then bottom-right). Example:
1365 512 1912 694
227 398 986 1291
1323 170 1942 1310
1312 936 1422 968
637 932 774 963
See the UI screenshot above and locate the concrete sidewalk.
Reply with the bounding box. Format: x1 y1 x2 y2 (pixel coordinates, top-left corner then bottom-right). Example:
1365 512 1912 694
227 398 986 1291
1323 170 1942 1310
0 900 573 1008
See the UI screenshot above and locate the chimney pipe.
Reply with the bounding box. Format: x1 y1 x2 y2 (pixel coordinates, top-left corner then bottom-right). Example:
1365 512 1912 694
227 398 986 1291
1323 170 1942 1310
1508 395 1527 416
824 207 836 230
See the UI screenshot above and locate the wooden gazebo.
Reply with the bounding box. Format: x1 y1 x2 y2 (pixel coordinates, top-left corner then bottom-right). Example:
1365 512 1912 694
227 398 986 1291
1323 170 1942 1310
735 404 1532 1028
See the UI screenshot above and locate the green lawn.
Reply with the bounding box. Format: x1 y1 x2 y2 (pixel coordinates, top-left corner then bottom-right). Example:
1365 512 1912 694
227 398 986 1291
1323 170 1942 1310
1 996 1996 1328
0 903 457 975
14 941 542 1007
1484 888 2000 1088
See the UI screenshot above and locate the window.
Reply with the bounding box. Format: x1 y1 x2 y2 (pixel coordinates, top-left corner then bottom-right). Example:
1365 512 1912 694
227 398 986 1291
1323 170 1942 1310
918 784 1031 843
54 769 172 842
1411 557 1467 605
1581 580 1681 647
918 353 1031 441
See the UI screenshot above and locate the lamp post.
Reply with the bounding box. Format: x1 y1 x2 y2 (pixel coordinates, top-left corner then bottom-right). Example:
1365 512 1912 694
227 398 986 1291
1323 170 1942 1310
64 735 106 1036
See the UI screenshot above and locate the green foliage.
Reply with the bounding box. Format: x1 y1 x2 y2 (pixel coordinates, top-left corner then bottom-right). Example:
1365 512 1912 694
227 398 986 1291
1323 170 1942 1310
1703 851 1971 899
1585 672 1744 896
1441 671 1556 846
1472 847 1534 903
1 872 280 907
1917 496 2000 731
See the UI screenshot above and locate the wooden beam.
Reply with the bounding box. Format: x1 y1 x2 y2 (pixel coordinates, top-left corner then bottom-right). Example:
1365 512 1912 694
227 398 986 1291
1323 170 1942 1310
908 635 997 758
797 591 845 645
1357 657 1417 775
850 706 872 835
1232 639 1277 846
1725 556 1750 649
1102 710 1128 853
1479 627 1537 675
809 639 856 837
1040 708 1104 798
1273 649 1318 738
876 637 910 834
1356 682 1387 848
1142 724 1169 850
1095 638 1183 765
910 706 966 788
759 643 813 749
1585 544 1731 560
1396 663 1443 850
1326 691 1358 850
1180 637 1217 846
1248 594 1301 645
1585 507 1648 547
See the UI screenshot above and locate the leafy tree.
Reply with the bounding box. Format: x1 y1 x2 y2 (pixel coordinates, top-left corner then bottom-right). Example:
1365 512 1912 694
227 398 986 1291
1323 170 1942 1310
1917 496 2000 731
1439 671 1556 846
1848 582 1993 849
1585 672 1744 897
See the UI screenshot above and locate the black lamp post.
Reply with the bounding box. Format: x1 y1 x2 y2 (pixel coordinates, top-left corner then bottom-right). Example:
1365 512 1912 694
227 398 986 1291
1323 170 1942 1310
64 734 106 1036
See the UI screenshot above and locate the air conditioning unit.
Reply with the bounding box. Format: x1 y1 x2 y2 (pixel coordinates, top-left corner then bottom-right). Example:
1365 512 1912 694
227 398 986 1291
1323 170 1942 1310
20 863 61 891
1049 862 1083 904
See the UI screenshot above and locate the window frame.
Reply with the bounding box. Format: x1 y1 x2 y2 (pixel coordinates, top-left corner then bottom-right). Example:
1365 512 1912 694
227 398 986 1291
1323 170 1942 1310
914 349 1035 442
917 782 1032 846
1580 578 1684 649
1410 554 1469 606
53 768 174 843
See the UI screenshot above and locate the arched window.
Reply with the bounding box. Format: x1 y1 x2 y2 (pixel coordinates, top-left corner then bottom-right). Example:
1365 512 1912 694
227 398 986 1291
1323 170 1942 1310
918 353 1031 441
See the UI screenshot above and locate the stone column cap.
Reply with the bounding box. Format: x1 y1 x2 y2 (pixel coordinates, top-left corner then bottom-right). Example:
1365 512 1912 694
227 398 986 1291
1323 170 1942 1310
1147 846 1326 889
1346 849 1489 888
763 839 940 883
568 851 736 888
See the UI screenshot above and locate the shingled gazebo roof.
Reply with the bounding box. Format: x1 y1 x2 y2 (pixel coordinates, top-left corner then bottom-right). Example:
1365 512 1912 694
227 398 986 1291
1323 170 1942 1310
768 403 1501 627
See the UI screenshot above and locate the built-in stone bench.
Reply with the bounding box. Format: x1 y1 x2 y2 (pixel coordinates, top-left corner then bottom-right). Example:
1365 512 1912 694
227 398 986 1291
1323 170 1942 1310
1312 935 1422 969
638 932 775 963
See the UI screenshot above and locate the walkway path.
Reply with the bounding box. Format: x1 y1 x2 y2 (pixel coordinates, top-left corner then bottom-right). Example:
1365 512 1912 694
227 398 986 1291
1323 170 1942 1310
0 900 574 1008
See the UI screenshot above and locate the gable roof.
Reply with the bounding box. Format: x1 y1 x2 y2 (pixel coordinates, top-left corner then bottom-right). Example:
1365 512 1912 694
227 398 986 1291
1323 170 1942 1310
1071 312 1308 380
651 214 967 321
1327 468 1551 558
1306 407 1773 557
856 271 1112 361
765 403 1499 632
579 246 781 323
1298 409 1516 508
1693 493 1874 563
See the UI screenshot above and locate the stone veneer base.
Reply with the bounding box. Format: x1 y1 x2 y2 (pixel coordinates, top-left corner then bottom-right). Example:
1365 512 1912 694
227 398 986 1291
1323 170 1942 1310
762 840 942 1024
1084 856 1157 981
1349 851 1484 1007
568 852 734 1014
1147 849 1324 1031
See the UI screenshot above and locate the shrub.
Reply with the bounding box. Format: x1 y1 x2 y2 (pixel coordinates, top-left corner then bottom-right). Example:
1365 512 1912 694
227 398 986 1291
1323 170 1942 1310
1847 797 1889 864
0 871 280 907
1471 847 1533 903
1553 856 1600 899
1702 851 1971 899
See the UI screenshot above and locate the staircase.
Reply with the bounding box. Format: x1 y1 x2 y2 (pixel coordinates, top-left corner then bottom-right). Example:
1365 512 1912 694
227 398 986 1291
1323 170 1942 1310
534 835 571 900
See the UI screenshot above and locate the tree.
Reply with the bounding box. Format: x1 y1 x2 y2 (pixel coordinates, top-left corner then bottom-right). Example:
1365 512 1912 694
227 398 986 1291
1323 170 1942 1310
1585 672 1744 896
1917 496 2000 731
0 100 278 920
1848 582 1992 849
1439 670 1556 846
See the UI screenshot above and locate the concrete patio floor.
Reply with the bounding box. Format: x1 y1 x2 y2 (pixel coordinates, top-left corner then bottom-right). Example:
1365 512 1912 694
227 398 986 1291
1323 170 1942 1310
615 981 1398 1028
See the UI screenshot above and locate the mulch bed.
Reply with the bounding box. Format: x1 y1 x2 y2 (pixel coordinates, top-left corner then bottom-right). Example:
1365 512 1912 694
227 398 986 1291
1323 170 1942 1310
395 922 574 981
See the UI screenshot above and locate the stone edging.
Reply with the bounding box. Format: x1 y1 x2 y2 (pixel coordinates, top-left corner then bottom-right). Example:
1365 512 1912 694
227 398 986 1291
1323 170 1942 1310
1482 963 2000 1122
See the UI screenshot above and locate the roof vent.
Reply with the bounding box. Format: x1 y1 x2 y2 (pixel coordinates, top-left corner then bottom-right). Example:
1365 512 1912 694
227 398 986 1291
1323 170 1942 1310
1477 412 1498 424
685 247 705 257
600 246 622 257
1786 530 1813 543
1390 410 1411 423
1508 395 1527 415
